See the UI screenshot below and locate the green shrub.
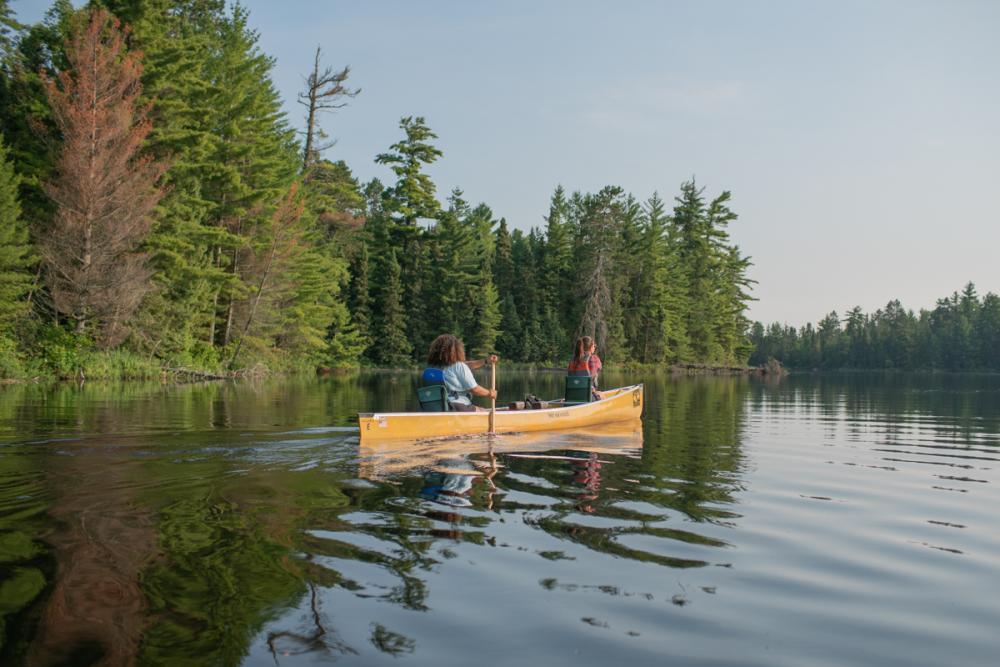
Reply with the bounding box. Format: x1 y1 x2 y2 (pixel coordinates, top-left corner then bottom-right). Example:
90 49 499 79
0 334 26 379
32 324 87 378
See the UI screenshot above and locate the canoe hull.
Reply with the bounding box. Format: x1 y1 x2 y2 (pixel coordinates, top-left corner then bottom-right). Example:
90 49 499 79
358 384 644 444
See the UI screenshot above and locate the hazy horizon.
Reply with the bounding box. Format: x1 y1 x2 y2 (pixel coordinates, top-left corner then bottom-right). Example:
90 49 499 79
13 0 1000 325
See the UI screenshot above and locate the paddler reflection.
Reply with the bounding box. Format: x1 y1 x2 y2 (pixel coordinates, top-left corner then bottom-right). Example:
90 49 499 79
419 448 501 510
569 452 603 513
420 470 476 507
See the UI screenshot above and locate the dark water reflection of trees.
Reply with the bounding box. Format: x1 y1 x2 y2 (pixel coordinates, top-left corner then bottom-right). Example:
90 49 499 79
1 372 995 664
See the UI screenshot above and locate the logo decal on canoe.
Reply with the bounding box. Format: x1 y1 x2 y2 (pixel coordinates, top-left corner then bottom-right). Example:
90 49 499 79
632 389 641 407
377 416 388 428
546 411 569 419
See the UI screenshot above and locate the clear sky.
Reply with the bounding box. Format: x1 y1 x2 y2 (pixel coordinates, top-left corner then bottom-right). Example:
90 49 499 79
13 0 1000 324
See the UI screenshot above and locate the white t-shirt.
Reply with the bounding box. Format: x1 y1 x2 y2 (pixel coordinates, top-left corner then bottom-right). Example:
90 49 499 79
441 362 477 405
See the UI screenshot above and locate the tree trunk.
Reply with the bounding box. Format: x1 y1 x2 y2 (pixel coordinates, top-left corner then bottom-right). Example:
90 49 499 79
301 47 320 171
208 246 220 345
229 241 277 369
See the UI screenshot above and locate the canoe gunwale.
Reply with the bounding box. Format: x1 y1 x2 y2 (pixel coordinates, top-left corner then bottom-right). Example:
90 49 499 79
357 384 641 418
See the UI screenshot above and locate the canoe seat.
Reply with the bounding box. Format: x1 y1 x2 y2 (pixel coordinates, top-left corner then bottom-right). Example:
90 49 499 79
417 384 449 412
418 367 449 412
565 373 593 405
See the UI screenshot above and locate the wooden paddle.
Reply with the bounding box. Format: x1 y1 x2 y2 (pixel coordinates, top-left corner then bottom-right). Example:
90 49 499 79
488 357 497 435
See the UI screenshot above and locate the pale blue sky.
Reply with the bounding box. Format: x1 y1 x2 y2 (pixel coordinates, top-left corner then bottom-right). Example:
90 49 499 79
14 0 1000 324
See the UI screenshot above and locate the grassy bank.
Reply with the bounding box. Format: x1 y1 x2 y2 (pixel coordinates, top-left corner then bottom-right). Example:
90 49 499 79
0 331 341 383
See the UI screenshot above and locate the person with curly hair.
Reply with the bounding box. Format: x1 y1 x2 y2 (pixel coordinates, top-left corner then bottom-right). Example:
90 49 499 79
423 334 498 412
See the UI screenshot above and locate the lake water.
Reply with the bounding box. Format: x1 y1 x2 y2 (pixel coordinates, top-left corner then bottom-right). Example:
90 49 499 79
1 371 998 666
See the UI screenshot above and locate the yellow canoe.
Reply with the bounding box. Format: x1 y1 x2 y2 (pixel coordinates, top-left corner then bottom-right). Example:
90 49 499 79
358 384 644 445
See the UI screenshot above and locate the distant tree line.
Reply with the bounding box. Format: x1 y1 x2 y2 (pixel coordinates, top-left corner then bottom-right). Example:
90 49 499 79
0 0 754 378
749 283 1000 371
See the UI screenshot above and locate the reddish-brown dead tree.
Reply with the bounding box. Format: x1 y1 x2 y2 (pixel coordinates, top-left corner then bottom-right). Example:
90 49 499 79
40 8 167 348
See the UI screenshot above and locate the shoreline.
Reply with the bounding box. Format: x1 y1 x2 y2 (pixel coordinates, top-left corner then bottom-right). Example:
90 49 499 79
3 361 775 385
8 362 1000 386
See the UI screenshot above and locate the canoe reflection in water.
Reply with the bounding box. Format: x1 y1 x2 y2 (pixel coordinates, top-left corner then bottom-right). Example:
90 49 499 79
360 422 642 524
358 421 643 482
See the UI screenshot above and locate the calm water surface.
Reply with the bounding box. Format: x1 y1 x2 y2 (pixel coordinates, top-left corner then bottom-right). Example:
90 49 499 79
0 371 998 666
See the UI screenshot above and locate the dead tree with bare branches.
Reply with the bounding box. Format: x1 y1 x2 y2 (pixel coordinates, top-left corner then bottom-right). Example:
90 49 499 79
299 46 359 172
40 9 167 347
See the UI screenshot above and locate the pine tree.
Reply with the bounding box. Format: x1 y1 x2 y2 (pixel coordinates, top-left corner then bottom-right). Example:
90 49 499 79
716 245 755 364
496 293 521 360
631 192 686 362
881 299 915 369
466 202 496 269
429 190 475 335
0 133 31 328
347 240 372 351
672 180 716 361
103 0 230 360
511 228 550 360
300 157 366 365
458 200 499 343
817 311 842 367
202 4 299 349
843 307 868 367
542 185 573 337
227 183 305 367
670 180 752 363
467 278 501 358
374 249 411 366
493 218 515 295
705 193 753 364
305 159 365 235
493 219 522 358
376 116 443 226
576 186 628 361
324 300 367 366
362 183 396 363
375 116 443 358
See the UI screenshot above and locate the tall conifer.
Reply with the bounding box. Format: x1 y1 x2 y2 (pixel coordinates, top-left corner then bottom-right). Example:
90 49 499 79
202 4 298 347
348 241 372 351
543 185 573 337
116 0 229 359
375 116 443 357
375 249 411 366
40 9 167 347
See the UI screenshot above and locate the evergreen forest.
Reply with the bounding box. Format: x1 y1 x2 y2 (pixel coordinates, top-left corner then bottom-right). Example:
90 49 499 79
749 283 1000 371
0 1 755 379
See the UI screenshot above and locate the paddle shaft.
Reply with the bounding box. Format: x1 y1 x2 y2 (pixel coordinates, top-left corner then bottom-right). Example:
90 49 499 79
489 360 496 434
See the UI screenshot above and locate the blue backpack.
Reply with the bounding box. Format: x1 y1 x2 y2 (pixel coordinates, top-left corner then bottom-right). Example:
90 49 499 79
421 367 446 386
418 368 449 412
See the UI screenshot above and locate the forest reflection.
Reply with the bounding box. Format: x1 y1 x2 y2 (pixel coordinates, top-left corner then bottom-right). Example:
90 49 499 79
5 371 991 664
